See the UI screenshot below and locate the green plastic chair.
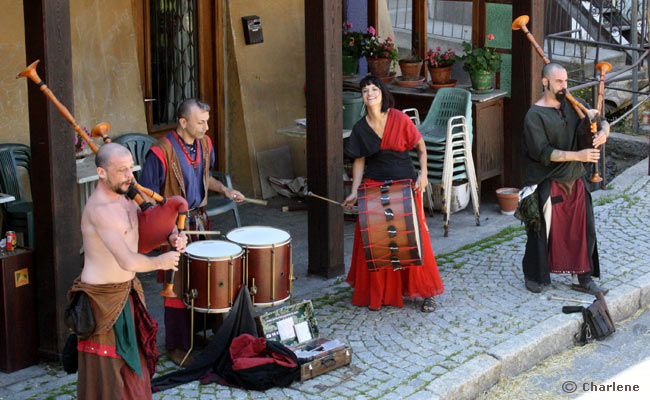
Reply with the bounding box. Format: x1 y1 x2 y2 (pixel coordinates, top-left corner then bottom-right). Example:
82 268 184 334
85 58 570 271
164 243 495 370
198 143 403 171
0 148 34 249
206 171 241 227
418 88 472 144
113 133 158 180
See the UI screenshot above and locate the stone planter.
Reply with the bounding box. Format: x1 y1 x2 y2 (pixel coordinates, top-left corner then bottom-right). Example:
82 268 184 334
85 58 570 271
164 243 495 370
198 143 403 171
428 65 453 84
496 187 520 215
398 59 423 78
469 70 493 91
342 55 359 75
366 57 391 77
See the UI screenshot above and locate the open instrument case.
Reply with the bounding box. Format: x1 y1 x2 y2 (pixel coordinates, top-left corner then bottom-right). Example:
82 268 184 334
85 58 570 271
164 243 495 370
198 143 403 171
256 300 352 381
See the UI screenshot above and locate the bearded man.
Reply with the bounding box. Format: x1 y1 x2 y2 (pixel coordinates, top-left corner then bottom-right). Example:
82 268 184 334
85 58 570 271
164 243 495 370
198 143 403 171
520 63 609 295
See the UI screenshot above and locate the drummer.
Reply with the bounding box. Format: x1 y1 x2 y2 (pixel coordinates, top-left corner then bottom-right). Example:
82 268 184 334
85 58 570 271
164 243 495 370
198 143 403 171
342 76 444 312
139 98 245 365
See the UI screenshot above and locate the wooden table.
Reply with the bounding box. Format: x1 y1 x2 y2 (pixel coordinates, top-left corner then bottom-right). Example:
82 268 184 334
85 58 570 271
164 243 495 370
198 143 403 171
344 76 507 194
0 194 15 204
276 124 352 177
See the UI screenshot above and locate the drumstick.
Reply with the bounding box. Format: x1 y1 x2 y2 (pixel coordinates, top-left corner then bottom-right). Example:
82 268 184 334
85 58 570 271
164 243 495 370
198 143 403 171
306 191 343 206
181 230 221 236
242 197 268 206
547 295 591 304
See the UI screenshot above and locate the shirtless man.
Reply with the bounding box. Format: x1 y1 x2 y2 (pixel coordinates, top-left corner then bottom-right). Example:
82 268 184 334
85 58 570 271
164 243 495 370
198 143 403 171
70 143 187 399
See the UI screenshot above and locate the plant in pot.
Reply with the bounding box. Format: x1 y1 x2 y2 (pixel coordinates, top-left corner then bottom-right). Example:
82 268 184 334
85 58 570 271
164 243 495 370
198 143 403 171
342 21 366 75
399 51 423 79
461 34 502 93
363 26 399 78
425 46 457 85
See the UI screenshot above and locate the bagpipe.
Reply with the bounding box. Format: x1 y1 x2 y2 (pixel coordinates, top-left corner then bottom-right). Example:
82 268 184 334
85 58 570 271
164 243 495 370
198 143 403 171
18 60 188 296
512 16 611 183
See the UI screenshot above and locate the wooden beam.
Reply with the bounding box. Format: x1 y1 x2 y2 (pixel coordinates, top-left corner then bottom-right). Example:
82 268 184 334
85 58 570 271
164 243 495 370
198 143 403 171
368 0 378 31
22 0 82 359
305 1 345 278
510 0 545 186
472 0 486 48
412 0 427 65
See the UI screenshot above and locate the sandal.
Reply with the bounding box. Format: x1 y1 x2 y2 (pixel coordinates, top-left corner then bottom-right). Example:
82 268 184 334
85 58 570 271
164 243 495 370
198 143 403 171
421 296 436 312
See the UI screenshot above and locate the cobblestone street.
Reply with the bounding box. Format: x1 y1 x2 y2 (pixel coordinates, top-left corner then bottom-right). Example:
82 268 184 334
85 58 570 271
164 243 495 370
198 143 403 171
2 160 649 400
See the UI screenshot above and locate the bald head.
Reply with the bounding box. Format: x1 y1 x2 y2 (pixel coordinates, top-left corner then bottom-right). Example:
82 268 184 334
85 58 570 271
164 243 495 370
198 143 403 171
542 63 565 80
95 143 132 169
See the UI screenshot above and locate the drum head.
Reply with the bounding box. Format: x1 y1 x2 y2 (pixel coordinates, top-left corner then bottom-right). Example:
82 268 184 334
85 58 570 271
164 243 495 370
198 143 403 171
226 226 291 247
186 240 242 260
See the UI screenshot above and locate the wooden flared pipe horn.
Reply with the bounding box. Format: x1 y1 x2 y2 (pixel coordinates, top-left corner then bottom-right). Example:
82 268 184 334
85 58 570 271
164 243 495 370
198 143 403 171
512 15 550 64
91 122 112 144
160 211 188 298
18 60 100 153
18 60 167 205
588 61 612 184
511 15 589 120
596 62 612 116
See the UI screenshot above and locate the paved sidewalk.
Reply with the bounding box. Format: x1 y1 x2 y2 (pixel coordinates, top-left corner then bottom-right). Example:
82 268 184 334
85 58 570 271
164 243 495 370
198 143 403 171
2 159 649 400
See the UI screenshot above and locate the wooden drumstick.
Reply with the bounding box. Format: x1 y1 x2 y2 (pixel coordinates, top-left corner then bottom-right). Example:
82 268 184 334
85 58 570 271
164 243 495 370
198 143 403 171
240 197 268 206
547 295 591 304
306 191 343 206
181 230 221 235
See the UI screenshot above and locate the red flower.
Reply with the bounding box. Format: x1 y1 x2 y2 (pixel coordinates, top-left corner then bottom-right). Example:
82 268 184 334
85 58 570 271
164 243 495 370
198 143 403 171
387 36 392 42
488 34 495 40
368 26 376 36
436 46 441 51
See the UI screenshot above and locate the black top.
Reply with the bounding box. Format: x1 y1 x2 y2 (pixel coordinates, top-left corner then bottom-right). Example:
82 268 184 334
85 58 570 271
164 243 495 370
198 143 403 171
523 99 588 186
344 115 418 182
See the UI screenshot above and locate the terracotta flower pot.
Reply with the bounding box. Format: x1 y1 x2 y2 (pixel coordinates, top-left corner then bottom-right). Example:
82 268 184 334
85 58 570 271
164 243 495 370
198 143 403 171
366 57 391 77
399 60 423 78
428 65 453 84
496 187 520 215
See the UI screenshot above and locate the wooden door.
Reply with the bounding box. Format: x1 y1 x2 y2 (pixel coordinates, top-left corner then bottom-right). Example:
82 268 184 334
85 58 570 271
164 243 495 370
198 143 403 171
133 0 225 168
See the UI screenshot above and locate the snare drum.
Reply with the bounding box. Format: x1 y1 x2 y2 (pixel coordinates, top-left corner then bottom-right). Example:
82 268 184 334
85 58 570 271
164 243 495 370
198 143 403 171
183 240 245 313
357 179 422 271
226 226 292 307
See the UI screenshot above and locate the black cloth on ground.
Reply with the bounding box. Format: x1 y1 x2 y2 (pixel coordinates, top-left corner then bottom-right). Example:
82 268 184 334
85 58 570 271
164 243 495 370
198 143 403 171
151 286 258 392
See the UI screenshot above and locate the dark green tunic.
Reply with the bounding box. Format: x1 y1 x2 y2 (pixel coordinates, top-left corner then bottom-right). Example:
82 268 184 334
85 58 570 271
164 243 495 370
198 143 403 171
522 101 585 186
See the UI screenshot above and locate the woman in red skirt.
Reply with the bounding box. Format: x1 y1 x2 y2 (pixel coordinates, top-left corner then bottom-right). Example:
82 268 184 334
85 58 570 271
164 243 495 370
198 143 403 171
342 75 444 312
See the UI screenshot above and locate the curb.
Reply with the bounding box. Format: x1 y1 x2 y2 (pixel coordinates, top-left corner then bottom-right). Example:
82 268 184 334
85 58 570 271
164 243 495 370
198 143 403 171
428 157 650 400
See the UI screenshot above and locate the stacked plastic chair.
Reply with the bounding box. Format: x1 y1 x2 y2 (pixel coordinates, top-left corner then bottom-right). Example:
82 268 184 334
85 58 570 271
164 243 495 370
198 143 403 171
408 88 480 236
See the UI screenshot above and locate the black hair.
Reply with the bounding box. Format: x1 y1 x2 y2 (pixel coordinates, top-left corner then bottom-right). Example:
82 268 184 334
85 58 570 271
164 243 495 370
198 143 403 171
177 98 211 120
359 75 394 113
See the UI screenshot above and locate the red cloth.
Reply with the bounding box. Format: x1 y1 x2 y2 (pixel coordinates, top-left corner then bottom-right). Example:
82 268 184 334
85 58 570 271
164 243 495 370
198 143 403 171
380 109 422 151
548 179 590 274
137 195 189 254
347 182 444 310
230 334 297 370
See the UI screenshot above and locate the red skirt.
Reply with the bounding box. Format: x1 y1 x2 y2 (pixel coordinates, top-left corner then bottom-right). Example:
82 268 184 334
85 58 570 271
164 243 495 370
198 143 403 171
548 179 590 274
346 186 444 309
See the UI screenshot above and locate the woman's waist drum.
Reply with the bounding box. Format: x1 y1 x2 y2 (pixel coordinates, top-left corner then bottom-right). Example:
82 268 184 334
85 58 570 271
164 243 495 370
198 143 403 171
357 179 423 271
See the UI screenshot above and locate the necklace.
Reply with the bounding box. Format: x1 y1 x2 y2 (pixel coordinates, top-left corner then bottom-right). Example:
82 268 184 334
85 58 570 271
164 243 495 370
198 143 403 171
173 131 200 169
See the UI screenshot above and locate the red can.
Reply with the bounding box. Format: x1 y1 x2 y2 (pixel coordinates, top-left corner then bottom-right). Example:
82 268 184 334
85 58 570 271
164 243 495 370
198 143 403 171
5 231 16 251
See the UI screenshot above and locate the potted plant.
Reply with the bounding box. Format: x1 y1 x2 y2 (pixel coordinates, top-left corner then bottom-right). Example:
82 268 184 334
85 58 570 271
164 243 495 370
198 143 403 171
425 46 457 84
399 51 423 78
342 21 366 75
461 34 502 92
363 26 399 78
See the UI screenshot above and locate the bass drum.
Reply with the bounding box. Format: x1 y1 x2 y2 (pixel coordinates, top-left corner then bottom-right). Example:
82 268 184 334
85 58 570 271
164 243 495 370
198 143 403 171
183 240 244 313
226 226 292 307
